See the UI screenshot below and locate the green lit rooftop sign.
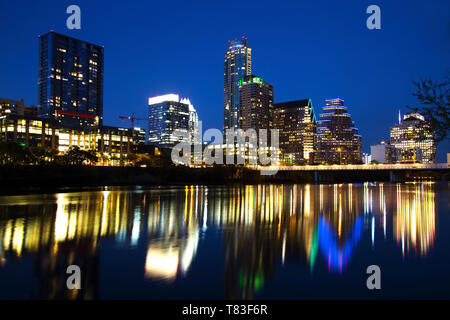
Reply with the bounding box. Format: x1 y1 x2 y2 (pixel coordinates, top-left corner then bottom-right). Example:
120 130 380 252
239 76 264 86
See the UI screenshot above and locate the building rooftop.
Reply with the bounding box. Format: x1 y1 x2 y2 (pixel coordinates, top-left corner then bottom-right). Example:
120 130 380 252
274 99 311 109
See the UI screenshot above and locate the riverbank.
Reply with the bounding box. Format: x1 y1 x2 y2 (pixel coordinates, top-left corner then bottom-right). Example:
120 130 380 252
0 165 268 194
0 165 448 194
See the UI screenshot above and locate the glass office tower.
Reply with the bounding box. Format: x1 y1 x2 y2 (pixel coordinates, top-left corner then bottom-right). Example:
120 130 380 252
273 99 317 163
38 31 104 128
148 94 191 147
390 112 436 163
224 37 252 132
313 98 362 164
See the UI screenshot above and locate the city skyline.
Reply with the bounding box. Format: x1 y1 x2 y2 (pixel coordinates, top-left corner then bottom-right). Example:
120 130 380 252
0 0 449 161
0 1 449 306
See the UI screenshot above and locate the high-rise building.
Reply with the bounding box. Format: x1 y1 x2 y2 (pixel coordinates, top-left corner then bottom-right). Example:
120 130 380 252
180 98 200 145
224 37 252 132
238 75 273 132
148 94 197 147
38 31 104 128
390 112 436 163
312 98 362 164
273 99 317 163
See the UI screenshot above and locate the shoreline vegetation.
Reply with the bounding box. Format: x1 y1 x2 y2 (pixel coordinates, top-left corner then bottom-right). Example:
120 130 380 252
0 165 448 195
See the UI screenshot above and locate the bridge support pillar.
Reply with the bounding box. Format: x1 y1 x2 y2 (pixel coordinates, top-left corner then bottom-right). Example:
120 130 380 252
390 170 395 183
314 171 318 183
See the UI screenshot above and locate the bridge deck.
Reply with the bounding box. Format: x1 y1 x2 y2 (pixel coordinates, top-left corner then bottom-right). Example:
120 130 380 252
257 163 449 171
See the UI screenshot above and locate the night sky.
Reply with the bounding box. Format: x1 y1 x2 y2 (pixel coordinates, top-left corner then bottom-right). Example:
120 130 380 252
0 0 449 160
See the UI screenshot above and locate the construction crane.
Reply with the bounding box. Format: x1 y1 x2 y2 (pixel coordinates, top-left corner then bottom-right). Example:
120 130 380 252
119 113 148 135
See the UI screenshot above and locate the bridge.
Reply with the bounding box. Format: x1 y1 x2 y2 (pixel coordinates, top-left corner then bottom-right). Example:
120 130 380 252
271 163 448 171
256 163 449 183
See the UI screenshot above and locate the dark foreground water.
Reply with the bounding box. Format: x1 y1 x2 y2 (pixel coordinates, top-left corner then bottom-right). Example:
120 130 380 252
0 182 448 300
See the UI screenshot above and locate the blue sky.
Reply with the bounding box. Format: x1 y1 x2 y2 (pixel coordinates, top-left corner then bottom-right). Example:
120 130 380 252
0 0 449 160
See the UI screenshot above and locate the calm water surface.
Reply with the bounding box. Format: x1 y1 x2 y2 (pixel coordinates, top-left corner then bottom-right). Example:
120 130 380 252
0 183 448 299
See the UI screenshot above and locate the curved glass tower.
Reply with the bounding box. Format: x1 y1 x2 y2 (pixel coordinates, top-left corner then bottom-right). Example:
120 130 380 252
224 37 252 132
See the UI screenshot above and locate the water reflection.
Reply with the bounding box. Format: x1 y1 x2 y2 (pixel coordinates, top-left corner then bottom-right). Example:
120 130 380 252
0 182 438 299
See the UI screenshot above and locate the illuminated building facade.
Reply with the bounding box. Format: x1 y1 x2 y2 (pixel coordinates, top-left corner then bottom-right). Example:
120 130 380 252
273 99 317 164
312 98 362 164
202 141 280 166
0 98 24 116
0 98 37 117
239 75 273 131
180 97 200 145
38 31 103 128
224 37 252 131
132 127 146 146
0 114 57 149
390 112 436 163
148 94 194 147
0 114 140 162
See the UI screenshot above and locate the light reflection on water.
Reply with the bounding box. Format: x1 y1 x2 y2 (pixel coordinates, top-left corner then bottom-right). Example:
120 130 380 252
0 182 446 299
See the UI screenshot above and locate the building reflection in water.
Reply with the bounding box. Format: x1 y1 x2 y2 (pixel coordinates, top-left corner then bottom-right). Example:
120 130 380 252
0 182 437 299
394 183 436 257
145 186 201 281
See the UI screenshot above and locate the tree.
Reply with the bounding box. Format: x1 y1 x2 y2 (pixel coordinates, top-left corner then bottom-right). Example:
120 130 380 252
30 147 58 165
407 73 450 143
58 147 98 166
126 153 138 166
133 153 162 167
0 141 34 165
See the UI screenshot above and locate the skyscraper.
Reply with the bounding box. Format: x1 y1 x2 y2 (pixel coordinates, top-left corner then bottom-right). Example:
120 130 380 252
238 75 273 131
38 31 104 128
312 98 362 164
390 112 436 163
180 97 200 145
224 37 252 132
273 99 317 163
148 94 197 147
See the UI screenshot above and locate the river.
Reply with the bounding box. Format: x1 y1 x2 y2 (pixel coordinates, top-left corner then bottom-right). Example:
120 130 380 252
0 182 448 299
